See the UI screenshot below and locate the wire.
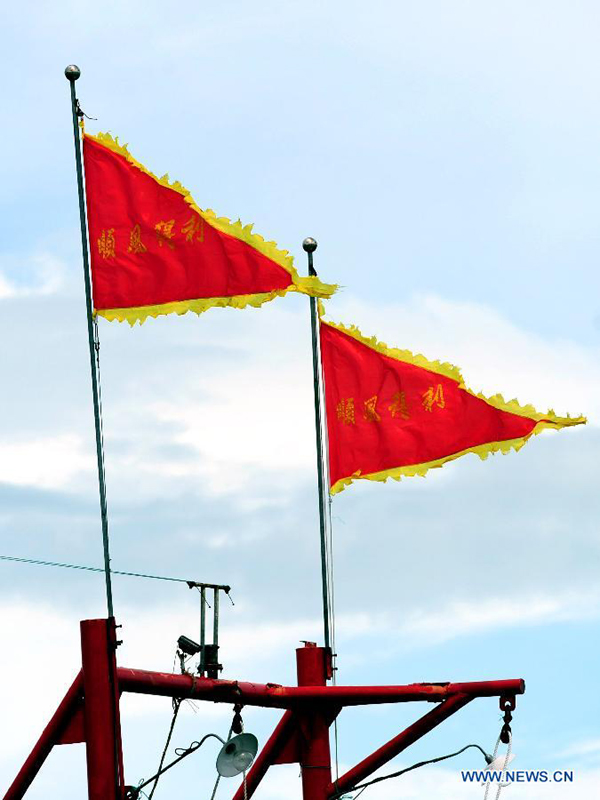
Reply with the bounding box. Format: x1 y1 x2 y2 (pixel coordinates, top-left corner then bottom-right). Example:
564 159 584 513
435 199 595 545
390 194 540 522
331 744 491 798
0 553 202 585
130 734 225 797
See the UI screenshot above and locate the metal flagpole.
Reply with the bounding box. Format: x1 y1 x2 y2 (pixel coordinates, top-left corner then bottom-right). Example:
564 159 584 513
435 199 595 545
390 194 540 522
65 65 114 619
303 237 331 653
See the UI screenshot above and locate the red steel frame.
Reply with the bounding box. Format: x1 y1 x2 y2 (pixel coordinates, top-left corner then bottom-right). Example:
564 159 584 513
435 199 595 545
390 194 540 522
3 619 525 800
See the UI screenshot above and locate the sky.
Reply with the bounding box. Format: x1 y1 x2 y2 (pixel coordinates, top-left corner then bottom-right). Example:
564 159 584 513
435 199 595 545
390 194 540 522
1 1 600 797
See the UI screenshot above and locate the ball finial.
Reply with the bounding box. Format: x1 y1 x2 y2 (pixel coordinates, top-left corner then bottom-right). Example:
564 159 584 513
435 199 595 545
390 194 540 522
302 237 318 253
64 65 81 82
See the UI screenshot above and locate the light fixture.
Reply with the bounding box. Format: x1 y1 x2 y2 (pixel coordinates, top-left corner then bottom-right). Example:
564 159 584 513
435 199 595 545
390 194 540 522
485 752 516 770
216 733 259 777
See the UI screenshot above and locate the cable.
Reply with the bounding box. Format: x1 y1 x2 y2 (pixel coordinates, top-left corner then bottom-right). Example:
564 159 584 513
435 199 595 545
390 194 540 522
0 553 201 584
129 734 225 797
331 743 491 798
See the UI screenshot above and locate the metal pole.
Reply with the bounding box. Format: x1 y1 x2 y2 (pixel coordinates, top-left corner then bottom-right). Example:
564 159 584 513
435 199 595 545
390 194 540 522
303 238 331 653
213 587 219 648
200 586 206 674
64 65 114 619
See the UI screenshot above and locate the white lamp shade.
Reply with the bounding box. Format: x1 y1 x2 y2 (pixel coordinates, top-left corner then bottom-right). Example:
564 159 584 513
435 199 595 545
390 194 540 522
216 733 259 778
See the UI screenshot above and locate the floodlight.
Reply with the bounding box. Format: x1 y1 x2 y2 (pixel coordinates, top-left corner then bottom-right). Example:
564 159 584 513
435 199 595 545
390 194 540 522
216 733 259 777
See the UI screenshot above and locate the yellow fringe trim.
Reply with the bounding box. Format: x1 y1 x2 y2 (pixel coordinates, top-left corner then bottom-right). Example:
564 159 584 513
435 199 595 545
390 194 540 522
86 132 336 323
97 290 294 326
320 308 587 494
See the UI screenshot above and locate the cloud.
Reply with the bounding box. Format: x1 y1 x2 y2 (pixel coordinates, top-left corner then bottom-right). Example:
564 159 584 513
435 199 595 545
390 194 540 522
1 289 597 502
558 738 600 761
0 253 66 300
396 589 600 649
0 434 93 490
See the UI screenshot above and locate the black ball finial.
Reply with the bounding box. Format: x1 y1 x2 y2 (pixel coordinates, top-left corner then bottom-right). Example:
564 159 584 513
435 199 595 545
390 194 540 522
65 64 81 82
302 237 318 253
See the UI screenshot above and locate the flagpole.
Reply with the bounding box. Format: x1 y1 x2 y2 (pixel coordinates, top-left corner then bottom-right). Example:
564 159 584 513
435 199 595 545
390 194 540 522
65 65 114 619
303 237 331 653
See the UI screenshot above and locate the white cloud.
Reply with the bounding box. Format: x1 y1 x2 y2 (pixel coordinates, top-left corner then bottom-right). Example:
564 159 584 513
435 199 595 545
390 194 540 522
1 292 596 501
97 292 599 502
0 434 93 490
0 253 66 300
397 589 600 648
558 738 600 760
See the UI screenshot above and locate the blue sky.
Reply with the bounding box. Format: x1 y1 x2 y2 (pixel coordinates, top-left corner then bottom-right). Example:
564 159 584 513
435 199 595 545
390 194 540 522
1 2 599 798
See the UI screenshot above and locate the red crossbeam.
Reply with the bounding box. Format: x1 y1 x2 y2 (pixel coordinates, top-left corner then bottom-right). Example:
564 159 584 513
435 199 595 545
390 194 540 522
118 668 524 708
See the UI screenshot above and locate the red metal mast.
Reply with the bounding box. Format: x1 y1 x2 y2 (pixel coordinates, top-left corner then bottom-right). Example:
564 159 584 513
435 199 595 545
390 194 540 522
3 618 524 800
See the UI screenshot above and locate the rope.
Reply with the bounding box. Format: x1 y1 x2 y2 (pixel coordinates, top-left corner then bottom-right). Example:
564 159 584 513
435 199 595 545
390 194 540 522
318 350 341 789
321 362 340 785
147 699 182 799
320 356 337 662
483 731 512 800
93 317 109 531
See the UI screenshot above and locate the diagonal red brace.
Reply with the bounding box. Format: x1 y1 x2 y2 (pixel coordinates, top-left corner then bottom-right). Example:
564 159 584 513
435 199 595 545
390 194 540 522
3 672 83 800
327 694 473 798
327 692 472 798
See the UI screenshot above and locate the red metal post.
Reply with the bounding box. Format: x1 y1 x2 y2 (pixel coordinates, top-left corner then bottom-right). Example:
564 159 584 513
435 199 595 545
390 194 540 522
3 673 83 800
80 618 124 800
326 693 472 797
296 643 332 800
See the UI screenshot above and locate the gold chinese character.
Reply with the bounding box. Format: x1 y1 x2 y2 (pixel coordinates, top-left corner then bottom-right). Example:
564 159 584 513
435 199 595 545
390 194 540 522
128 223 147 254
389 391 410 420
97 228 115 259
422 383 445 412
181 215 205 243
336 398 355 425
363 395 381 422
155 219 176 249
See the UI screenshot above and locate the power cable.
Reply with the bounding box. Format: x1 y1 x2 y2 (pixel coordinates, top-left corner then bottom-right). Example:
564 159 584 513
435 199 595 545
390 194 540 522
0 553 211 586
331 743 492 799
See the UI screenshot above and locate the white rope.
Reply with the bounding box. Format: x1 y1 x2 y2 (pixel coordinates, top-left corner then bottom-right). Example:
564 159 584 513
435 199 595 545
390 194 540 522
483 731 512 800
